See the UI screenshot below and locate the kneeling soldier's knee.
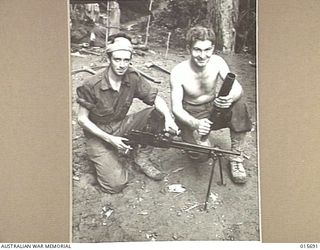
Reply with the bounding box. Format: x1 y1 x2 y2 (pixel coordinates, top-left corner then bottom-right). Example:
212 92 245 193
99 182 127 194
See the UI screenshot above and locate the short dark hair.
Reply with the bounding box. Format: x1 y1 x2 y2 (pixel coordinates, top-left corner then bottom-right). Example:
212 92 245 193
186 26 216 48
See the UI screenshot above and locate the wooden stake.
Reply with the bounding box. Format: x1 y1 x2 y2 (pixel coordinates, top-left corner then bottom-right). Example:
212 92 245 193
144 0 154 46
165 32 171 58
105 0 111 48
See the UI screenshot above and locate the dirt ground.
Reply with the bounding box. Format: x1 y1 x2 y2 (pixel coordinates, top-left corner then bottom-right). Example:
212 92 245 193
71 43 259 242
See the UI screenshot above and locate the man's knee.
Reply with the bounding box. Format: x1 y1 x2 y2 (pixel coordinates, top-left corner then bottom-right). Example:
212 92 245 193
143 109 165 134
97 177 128 194
95 162 128 194
229 98 252 132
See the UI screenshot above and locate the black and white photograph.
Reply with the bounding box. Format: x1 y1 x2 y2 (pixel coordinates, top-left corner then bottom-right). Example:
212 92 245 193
70 0 259 242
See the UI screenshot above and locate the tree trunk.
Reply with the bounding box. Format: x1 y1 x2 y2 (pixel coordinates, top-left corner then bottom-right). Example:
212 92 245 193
207 0 239 53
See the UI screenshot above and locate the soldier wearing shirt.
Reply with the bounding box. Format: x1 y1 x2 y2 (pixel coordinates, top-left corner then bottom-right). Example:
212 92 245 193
77 33 179 193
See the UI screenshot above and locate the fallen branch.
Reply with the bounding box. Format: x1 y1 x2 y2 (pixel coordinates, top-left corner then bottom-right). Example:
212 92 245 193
184 204 201 212
72 67 96 75
79 48 101 56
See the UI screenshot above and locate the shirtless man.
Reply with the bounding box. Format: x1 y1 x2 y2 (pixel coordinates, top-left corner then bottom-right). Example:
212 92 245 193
170 26 252 184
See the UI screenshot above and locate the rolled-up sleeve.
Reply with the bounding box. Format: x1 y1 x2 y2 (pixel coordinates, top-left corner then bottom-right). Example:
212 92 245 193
134 76 158 105
76 84 96 110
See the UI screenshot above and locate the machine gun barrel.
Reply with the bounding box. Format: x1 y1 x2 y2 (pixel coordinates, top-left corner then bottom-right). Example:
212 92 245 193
125 130 240 157
167 140 240 156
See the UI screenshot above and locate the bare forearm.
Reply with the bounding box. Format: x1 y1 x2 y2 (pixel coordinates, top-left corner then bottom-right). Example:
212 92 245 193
153 95 180 133
228 79 243 102
154 96 174 120
172 107 198 129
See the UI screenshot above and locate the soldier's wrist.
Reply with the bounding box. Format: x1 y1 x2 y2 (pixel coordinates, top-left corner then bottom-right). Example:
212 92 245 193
191 118 200 129
164 113 175 121
101 133 112 143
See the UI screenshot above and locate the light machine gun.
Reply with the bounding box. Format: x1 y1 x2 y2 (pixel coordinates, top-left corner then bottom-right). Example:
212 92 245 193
125 130 241 211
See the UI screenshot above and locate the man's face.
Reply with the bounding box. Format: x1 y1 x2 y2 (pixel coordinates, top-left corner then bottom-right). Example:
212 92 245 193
109 50 132 76
190 40 214 68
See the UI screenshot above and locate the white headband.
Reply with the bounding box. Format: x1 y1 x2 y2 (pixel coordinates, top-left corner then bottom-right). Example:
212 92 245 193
106 37 133 53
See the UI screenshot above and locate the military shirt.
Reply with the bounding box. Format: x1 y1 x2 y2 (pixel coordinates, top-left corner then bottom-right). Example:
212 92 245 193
76 67 158 125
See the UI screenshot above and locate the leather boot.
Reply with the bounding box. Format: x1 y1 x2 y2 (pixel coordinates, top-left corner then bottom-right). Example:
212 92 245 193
134 146 165 181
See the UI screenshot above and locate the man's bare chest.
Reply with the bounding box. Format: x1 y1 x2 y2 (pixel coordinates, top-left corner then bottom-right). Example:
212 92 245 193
183 71 219 93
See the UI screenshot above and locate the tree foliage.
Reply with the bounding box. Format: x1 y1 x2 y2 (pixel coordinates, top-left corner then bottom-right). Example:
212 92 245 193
156 0 207 30
152 0 208 47
235 0 256 53
152 0 256 53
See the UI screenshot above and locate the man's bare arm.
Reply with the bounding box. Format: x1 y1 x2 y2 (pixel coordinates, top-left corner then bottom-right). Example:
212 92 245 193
154 95 179 133
77 106 131 150
170 76 212 135
227 79 243 102
170 72 199 129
